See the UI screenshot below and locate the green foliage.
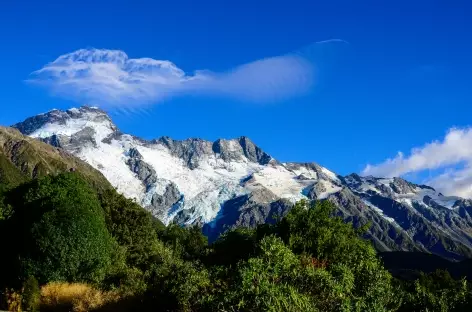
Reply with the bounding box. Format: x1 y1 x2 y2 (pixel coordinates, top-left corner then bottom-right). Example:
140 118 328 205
209 236 319 312
100 189 166 270
206 227 258 266
0 188 10 221
0 153 26 189
206 200 396 311
22 276 40 312
278 200 376 264
399 270 472 312
276 200 397 311
102 266 147 297
3 173 118 285
158 223 208 262
143 259 211 312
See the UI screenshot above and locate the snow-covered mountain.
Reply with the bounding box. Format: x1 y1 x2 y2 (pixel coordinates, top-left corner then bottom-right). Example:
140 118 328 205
12 106 472 260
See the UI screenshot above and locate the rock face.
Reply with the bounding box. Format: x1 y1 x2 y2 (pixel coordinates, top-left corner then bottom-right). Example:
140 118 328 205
11 106 472 260
203 188 292 241
149 183 183 219
126 148 158 188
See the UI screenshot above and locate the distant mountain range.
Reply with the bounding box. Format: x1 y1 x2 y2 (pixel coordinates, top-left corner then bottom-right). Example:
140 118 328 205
8 106 472 260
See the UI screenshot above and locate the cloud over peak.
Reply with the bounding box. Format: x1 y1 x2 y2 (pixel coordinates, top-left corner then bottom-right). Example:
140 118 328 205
28 45 324 107
362 127 472 198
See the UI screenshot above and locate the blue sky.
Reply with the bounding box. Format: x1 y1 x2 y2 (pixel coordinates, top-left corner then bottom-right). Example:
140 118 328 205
1 0 472 195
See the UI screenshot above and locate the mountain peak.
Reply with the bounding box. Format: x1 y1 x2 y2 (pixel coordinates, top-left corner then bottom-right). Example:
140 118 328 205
12 106 118 142
65 105 102 114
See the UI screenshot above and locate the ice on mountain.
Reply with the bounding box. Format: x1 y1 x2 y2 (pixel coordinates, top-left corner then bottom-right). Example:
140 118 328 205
362 199 397 224
316 181 343 200
320 166 341 183
67 107 80 114
18 106 468 238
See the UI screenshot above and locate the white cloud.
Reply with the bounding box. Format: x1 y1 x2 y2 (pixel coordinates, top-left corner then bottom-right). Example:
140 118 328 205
362 128 472 198
28 46 323 107
426 166 472 198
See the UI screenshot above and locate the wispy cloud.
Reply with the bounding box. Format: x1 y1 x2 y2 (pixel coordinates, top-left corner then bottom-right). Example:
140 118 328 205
362 128 472 198
28 41 345 107
312 39 349 45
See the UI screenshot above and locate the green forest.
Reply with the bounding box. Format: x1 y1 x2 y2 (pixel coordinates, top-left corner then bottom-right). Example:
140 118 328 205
0 172 471 312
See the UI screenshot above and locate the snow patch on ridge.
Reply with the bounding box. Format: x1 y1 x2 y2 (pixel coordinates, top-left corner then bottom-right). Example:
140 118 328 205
289 166 319 180
250 165 307 201
67 107 80 114
30 109 115 142
317 181 343 200
362 199 396 224
79 140 145 202
321 167 341 183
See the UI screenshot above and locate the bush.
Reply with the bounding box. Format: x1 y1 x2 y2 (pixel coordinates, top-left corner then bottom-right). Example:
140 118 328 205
275 200 396 311
210 236 318 312
206 227 258 266
100 189 167 270
205 235 395 312
142 259 211 311
3 173 119 285
22 276 40 312
398 270 472 312
4 289 22 312
102 267 147 297
158 223 208 262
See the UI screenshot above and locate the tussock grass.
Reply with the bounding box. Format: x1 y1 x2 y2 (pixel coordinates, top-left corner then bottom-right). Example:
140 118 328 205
40 282 119 312
5 289 22 312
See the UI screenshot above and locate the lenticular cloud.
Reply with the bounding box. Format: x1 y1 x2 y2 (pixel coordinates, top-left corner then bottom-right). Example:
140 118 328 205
28 47 317 107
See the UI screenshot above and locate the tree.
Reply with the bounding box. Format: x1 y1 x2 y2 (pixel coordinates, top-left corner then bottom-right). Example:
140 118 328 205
158 223 208 262
275 200 396 311
3 173 118 285
143 259 211 312
398 270 472 312
100 189 169 270
206 227 257 266
211 236 319 312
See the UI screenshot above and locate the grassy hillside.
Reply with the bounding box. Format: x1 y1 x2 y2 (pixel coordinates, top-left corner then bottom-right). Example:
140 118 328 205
0 126 111 191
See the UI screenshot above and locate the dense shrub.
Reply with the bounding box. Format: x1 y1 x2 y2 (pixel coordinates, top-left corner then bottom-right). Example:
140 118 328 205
206 227 258 266
100 189 167 270
22 276 40 312
398 270 471 312
207 236 320 312
158 223 208 262
3 173 119 285
143 259 211 311
274 200 397 310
